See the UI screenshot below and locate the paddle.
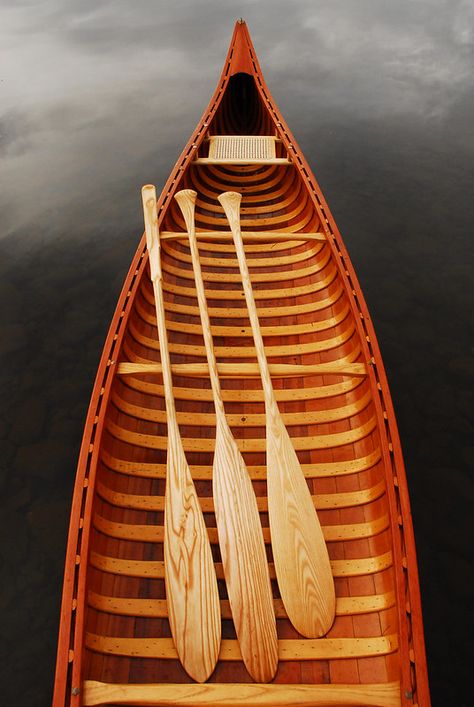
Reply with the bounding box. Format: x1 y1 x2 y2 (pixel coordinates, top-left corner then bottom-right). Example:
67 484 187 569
141 185 221 682
174 189 278 683
218 191 336 638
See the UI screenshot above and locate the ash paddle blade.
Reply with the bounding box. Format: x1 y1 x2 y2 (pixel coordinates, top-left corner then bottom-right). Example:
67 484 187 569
266 413 336 637
164 430 221 682
213 420 278 683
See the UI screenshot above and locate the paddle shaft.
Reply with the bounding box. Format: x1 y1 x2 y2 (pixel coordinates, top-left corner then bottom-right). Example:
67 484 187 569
219 190 336 638
217 192 279 415
174 189 278 682
173 191 225 418
141 185 221 682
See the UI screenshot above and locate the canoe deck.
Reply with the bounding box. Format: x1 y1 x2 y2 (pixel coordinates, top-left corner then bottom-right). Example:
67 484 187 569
53 20 429 707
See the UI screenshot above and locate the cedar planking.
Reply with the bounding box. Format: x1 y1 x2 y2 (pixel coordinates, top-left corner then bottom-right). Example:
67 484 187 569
53 18 430 707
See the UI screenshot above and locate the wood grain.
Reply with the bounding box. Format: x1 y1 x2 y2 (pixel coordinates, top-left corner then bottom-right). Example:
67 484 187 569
83 680 402 706
141 185 221 682
174 189 278 683
218 191 336 638
117 361 367 378
85 632 398 661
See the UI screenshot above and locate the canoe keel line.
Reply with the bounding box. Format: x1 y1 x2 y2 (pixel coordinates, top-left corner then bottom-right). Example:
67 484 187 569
53 19 430 707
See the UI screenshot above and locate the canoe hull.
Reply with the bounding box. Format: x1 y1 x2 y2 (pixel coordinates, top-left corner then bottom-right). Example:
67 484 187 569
53 20 429 707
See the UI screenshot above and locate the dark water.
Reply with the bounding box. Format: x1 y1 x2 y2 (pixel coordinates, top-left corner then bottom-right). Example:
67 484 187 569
1 3 473 705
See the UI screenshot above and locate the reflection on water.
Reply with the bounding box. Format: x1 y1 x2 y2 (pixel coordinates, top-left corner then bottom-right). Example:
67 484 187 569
1 2 473 704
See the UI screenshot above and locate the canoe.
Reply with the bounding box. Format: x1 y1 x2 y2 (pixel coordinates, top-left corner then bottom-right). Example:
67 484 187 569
53 19 430 707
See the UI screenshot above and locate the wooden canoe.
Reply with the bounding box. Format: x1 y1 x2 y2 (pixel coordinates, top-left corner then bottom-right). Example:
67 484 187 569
53 19 430 707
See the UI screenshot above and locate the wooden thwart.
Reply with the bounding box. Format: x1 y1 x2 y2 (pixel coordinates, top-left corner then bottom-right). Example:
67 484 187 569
83 680 402 707
117 361 368 378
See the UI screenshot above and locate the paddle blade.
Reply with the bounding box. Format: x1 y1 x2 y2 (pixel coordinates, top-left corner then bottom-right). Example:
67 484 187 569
266 413 336 637
213 420 278 682
164 427 221 682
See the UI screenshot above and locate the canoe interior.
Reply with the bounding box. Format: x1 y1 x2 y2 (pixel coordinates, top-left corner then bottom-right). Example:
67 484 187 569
54 21 429 707
87 79 397 683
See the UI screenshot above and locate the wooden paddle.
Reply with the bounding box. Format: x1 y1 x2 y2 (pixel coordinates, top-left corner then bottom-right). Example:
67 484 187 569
174 189 278 683
141 185 221 682
218 191 336 638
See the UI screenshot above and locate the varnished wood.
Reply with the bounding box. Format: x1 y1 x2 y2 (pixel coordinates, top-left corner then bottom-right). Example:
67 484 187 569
117 361 368 378
113 365 364 402
88 590 395 619
111 387 372 426
141 185 220 682
106 408 377 451
160 230 326 243
100 447 382 480
174 188 277 682
85 633 398 661
127 318 356 357
83 680 402 707
96 478 386 512
92 512 390 544
89 550 394 580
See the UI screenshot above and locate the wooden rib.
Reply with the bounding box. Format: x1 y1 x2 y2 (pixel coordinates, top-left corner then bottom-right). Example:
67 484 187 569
88 590 396 619
192 162 284 193
85 633 398 661
160 229 327 243
156 258 335 301
160 248 326 282
89 550 393 580
99 447 382 481
141 185 220 683
115 365 364 402
135 298 351 338
128 318 356 358
190 169 291 203
187 184 313 228
191 238 309 253
92 513 390 544
174 188 278 682
105 415 378 452
148 274 342 318
111 387 372 427
83 680 402 707
162 240 323 267
117 360 367 379
96 479 386 513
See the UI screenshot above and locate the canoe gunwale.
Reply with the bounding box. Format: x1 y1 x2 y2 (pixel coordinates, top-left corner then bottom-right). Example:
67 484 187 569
53 20 430 707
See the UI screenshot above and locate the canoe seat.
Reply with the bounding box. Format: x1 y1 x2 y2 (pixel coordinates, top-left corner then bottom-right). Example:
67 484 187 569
194 135 291 164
